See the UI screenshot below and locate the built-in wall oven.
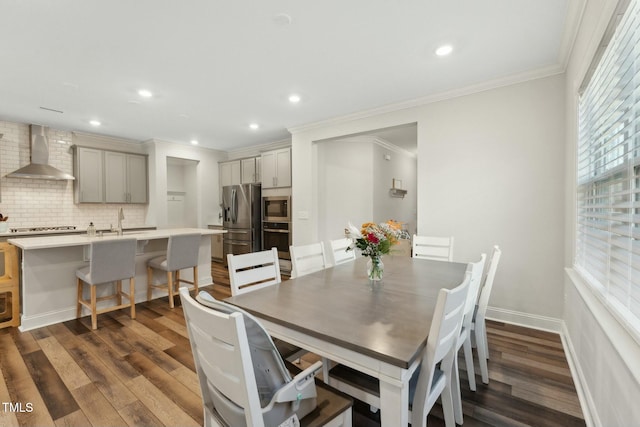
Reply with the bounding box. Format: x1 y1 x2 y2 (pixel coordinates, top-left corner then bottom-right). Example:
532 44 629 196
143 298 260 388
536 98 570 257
262 196 291 260
262 221 291 260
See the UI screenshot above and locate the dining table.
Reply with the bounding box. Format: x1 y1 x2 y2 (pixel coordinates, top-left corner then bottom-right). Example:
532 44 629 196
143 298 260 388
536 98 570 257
225 255 468 426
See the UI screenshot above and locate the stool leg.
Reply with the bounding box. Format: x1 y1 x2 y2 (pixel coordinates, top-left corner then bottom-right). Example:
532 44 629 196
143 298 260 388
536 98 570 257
90 285 97 330
193 265 198 293
147 266 153 301
167 271 174 309
130 277 136 320
116 280 122 306
77 278 83 318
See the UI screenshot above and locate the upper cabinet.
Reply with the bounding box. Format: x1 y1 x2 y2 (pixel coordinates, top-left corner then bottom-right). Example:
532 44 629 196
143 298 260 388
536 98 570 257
75 147 104 203
219 156 261 186
261 147 291 188
219 160 241 187
104 151 148 203
74 146 148 204
241 157 261 184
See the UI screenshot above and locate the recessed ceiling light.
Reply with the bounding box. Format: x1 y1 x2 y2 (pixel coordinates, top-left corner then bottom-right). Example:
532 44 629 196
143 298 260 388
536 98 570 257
191 140 199 145
289 94 301 104
249 123 259 130
435 44 453 57
138 89 153 98
89 120 101 126
273 13 292 26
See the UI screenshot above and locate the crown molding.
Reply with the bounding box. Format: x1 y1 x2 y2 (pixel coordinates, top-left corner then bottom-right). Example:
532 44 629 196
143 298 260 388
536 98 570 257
288 64 565 136
558 0 587 70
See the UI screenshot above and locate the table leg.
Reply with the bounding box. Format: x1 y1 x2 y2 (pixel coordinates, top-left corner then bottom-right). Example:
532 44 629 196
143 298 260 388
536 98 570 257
379 378 409 426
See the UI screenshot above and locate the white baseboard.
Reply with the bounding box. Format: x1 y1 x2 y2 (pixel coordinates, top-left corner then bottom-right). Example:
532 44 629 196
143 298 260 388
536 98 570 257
561 322 598 427
485 306 563 333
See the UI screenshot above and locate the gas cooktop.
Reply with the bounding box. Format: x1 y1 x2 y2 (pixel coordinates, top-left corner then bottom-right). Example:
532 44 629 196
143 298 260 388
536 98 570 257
10 225 77 233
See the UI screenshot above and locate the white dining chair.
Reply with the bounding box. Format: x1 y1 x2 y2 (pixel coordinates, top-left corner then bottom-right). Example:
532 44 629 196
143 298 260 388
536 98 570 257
180 287 353 427
227 248 282 296
328 271 472 427
451 254 486 423
473 245 502 384
289 241 330 279
412 235 455 262
227 248 307 363
330 237 356 266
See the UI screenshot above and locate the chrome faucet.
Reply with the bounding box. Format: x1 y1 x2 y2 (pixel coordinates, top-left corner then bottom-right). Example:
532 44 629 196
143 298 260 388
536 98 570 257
117 207 124 236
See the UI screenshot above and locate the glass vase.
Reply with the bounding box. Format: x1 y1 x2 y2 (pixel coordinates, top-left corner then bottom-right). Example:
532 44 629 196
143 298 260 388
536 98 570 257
367 256 384 282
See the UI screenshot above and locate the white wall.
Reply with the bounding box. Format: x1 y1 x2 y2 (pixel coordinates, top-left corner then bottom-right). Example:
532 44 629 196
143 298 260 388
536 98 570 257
562 0 640 425
147 139 227 228
292 73 565 323
317 138 373 240
372 143 417 235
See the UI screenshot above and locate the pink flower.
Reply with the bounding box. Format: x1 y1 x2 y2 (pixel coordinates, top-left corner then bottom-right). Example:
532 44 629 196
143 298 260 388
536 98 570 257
367 232 379 244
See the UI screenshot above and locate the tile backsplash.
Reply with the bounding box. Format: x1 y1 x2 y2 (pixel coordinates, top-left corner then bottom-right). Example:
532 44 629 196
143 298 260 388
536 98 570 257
0 121 148 230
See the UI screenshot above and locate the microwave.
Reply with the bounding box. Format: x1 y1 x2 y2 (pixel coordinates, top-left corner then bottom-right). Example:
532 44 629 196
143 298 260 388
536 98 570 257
262 196 291 222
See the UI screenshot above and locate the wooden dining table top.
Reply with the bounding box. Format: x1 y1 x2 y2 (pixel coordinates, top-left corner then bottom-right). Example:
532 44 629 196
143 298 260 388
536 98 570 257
225 255 468 368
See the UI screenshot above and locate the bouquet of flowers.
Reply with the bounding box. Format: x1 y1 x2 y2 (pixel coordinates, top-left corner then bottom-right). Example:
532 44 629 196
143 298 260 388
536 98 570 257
346 220 408 281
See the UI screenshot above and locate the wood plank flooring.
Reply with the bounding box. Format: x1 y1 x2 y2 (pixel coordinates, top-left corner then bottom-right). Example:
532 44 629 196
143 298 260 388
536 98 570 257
0 261 585 427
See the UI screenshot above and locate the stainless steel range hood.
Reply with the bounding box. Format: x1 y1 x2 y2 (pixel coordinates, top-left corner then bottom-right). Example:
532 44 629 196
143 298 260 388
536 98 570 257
6 125 75 180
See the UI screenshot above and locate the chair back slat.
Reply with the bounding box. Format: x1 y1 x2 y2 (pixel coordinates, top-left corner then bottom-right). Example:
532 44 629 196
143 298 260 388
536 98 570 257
290 242 329 278
228 248 281 296
412 235 454 262
330 238 356 266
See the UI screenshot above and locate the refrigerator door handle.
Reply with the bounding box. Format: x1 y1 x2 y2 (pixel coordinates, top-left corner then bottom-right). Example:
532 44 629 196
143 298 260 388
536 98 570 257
231 187 237 224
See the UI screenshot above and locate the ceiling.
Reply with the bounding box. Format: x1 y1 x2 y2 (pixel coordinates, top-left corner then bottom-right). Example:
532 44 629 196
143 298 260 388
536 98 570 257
0 0 579 152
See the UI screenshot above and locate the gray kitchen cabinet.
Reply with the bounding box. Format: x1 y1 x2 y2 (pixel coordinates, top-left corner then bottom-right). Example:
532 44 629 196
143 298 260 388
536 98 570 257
241 157 261 184
261 147 291 188
105 152 148 203
74 147 147 204
208 225 224 261
74 147 104 203
220 160 241 186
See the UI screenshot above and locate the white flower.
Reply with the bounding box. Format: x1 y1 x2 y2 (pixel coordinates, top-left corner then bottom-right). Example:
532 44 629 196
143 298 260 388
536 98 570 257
346 222 362 239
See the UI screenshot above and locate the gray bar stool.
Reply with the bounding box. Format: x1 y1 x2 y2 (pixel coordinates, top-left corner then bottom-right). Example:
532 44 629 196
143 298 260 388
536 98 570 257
76 238 137 330
146 233 200 308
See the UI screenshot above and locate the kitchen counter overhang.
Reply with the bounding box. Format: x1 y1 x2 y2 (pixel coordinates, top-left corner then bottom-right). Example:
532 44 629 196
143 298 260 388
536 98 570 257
8 227 224 250
9 227 226 331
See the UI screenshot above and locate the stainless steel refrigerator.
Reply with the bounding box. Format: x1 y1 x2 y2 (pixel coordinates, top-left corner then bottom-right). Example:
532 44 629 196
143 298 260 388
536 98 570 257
222 183 261 264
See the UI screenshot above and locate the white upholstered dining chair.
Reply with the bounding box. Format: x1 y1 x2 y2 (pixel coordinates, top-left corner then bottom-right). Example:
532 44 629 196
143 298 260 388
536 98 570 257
328 271 472 427
329 238 356 266
180 287 353 427
289 241 330 279
412 235 455 262
473 245 502 384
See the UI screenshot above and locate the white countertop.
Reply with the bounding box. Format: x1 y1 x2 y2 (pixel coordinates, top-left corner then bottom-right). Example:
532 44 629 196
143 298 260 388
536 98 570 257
8 227 226 250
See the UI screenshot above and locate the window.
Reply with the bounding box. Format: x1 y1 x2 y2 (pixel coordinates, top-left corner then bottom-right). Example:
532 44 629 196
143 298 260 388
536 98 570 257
576 0 640 337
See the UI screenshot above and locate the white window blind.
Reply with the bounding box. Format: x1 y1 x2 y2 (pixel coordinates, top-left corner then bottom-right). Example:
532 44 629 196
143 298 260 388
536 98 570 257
576 0 640 337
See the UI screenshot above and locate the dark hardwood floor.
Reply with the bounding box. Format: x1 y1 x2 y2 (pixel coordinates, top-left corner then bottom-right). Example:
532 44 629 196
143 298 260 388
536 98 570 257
0 261 585 426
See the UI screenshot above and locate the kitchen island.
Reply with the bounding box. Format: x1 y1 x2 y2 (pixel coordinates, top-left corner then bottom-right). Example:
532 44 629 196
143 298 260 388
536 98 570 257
9 228 225 331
